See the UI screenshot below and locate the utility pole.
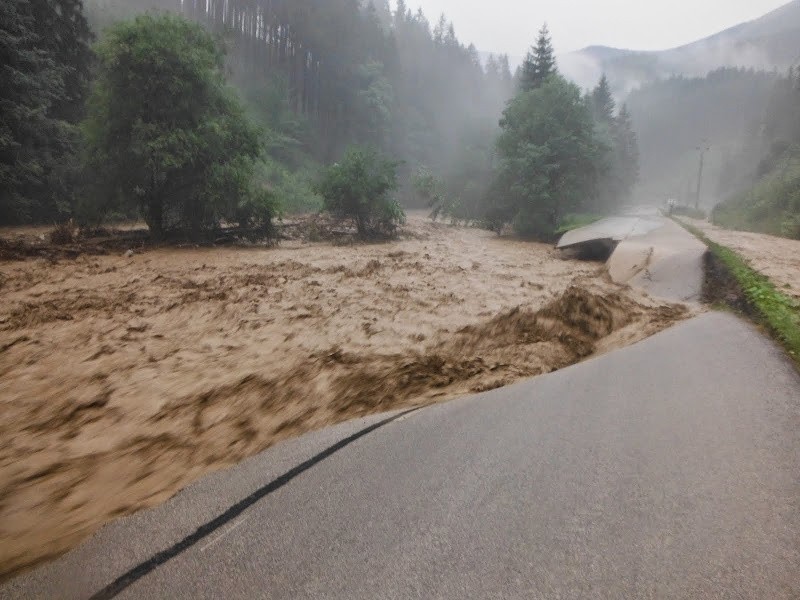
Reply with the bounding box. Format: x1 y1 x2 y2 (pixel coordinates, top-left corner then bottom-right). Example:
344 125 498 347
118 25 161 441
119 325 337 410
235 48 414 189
695 142 710 210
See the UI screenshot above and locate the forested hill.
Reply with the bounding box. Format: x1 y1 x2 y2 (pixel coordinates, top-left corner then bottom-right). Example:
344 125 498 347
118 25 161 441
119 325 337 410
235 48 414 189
4 0 639 238
562 0 800 95
86 0 514 199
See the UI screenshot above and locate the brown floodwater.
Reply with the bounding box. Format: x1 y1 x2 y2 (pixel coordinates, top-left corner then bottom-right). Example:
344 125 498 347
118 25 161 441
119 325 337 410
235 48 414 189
0 216 689 580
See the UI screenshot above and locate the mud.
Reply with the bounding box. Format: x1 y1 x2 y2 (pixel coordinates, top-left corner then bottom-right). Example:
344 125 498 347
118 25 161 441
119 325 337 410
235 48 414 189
0 216 688 580
701 250 756 316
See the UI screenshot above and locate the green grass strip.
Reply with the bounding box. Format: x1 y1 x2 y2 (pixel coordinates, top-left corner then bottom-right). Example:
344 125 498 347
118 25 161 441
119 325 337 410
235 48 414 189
679 220 800 365
554 213 603 235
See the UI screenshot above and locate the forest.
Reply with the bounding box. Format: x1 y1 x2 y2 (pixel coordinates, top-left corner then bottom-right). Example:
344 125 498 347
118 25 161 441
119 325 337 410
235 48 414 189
2 0 640 241
626 64 800 239
711 67 800 238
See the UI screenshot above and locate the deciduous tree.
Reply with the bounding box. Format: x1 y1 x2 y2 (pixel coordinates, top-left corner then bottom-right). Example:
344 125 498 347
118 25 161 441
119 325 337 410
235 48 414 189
491 76 602 238
82 13 266 238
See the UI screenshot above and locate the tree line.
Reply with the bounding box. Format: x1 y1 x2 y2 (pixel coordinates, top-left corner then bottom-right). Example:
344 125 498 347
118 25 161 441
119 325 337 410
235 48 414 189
3 0 517 230
626 67 777 207
2 0 640 243
1 0 93 224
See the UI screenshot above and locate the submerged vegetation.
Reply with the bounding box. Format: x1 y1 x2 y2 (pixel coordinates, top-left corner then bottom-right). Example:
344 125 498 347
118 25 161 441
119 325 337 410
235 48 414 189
314 146 404 239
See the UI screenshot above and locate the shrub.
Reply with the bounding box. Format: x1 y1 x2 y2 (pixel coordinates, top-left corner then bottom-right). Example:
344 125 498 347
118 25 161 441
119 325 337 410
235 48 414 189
315 147 404 238
49 221 77 245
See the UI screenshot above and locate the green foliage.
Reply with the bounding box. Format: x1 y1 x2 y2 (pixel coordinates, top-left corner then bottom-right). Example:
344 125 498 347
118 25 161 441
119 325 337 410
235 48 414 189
30 0 94 123
518 24 557 92
554 213 603 235
712 151 800 239
591 75 615 124
612 104 640 196
81 13 266 238
238 75 311 170
706 68 800 240
259 160 322 215
315 146 404 238
412 166 451 221
681 222 800 364
490 75 603 239
0 0 93 224
590 82 639 214
83 0 517 222
355 61 394 148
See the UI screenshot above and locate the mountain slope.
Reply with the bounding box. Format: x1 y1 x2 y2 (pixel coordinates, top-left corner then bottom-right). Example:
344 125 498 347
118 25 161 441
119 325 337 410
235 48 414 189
561 0 800 94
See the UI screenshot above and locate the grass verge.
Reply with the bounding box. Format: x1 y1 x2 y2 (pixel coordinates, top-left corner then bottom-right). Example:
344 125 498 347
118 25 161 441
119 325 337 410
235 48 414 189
678 220 800 365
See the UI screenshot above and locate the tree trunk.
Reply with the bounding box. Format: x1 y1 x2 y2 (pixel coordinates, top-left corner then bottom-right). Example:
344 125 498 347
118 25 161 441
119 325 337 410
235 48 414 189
147 194 163 241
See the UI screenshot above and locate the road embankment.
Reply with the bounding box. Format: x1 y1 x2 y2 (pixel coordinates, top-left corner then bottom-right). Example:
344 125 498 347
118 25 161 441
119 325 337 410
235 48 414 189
677 219 800 366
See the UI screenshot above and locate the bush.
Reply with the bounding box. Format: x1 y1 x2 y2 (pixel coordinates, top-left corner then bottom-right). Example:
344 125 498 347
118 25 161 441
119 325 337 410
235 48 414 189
412 166 463 224
257 160 322 215
49 221 77 244
315 147 404 238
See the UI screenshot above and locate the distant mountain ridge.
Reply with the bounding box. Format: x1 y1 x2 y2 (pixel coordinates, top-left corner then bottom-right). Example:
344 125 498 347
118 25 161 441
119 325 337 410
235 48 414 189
560 0 800 96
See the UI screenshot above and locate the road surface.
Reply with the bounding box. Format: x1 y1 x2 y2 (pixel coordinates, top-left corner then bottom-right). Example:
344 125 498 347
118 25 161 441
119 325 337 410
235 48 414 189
2 312 799 599
557 214 706 303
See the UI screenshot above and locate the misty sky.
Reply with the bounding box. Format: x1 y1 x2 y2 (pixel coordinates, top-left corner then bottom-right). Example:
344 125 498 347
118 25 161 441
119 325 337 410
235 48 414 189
395 0 790 55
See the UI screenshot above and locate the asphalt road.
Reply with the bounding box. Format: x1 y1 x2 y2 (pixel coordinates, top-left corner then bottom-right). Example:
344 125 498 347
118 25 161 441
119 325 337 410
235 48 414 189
3 312 800 599
557 213 707 303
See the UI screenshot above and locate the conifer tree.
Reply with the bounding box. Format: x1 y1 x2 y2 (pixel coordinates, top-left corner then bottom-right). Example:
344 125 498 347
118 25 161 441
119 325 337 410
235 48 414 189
0 0 93 224
592 74 615 124
519 24 557 92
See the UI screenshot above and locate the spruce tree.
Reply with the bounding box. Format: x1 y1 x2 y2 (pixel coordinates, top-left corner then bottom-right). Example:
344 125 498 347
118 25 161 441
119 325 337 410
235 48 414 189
518 50 537 92
519 24 557 92
592 74 615 124
0 0 92 224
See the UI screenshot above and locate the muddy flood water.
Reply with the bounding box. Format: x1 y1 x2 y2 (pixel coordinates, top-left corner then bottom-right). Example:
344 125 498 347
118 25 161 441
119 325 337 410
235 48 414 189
0 216 689 579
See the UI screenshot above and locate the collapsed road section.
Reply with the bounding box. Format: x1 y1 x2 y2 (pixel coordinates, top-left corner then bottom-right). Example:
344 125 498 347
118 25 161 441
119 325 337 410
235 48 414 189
558 214 706 303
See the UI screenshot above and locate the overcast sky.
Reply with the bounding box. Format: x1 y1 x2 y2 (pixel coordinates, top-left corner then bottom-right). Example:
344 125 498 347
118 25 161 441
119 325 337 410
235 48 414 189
394 0 790 56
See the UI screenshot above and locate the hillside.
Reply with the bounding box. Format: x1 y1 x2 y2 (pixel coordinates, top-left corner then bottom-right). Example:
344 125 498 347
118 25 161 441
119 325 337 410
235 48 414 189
561 0 800 94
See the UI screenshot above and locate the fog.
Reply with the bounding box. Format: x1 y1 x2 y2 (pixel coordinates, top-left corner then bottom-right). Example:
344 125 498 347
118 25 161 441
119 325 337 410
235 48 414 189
85 0 517 213
556 1 800 209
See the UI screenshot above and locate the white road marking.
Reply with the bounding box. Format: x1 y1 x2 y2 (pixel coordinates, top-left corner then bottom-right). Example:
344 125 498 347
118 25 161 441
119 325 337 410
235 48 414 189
200 517 249 552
